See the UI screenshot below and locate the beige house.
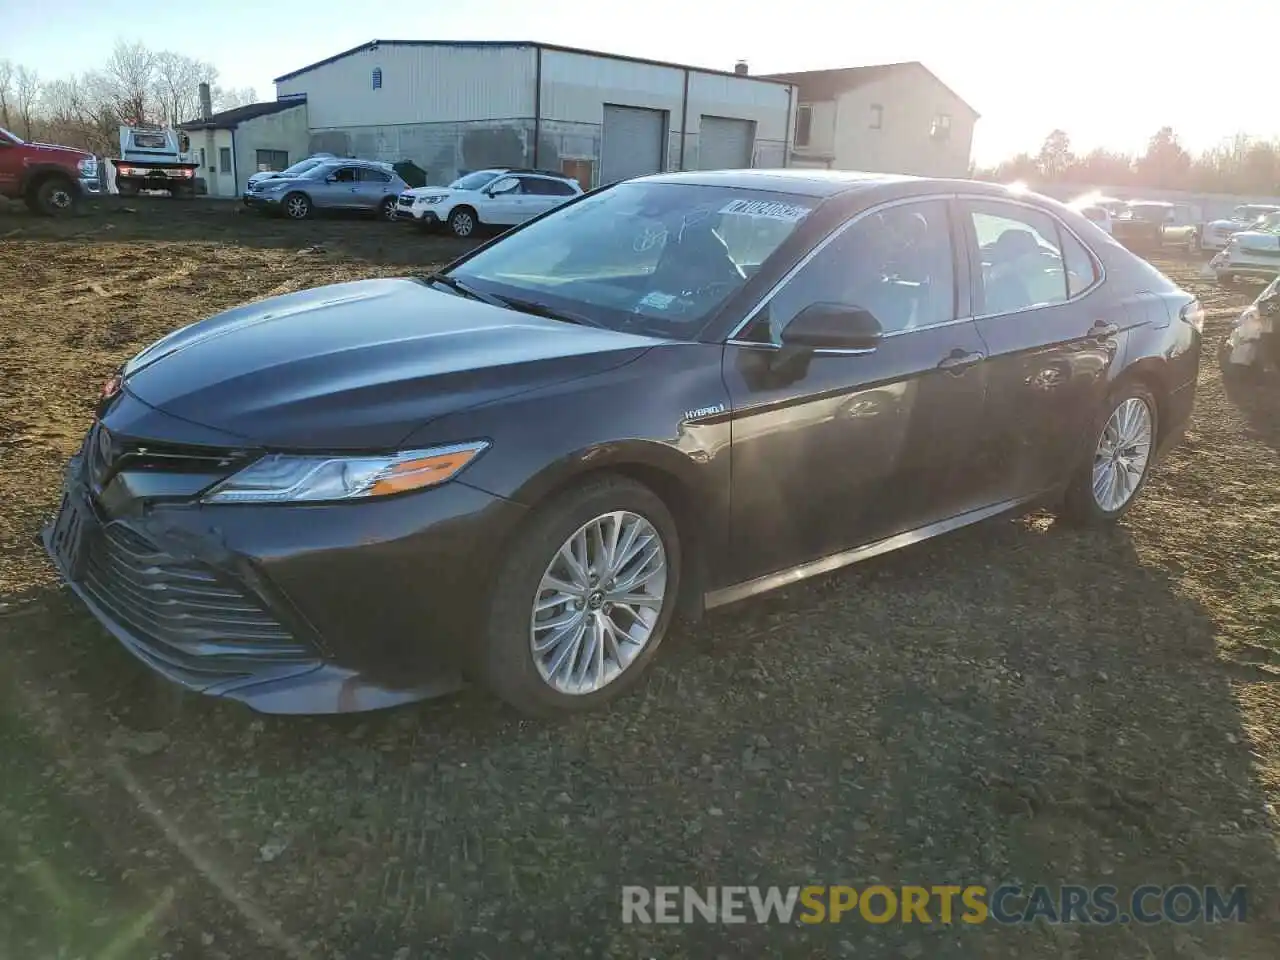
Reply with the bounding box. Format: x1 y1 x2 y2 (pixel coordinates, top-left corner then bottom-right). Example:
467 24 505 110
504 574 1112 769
765 62 978 178
180 98 311 198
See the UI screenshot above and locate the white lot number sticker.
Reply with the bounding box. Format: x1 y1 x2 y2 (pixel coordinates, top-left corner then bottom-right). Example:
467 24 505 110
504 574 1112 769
719 199 810 223
638 291 678 310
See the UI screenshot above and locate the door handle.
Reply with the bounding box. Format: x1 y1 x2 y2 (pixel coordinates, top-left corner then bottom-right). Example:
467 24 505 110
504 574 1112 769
936 348 985 373
1089 320 1119 340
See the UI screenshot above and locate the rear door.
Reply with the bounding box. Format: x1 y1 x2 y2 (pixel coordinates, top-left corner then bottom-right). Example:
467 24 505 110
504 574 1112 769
724 197 991 583
355 167 392 208
957 197 1122 503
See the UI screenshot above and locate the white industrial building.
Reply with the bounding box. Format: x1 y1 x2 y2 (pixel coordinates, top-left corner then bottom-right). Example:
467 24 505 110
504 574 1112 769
272 41 797 189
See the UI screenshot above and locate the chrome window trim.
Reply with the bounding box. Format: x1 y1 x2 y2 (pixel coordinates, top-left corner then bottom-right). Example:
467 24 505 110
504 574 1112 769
725 312 978 354
724 192 960 343
956 195 1107 322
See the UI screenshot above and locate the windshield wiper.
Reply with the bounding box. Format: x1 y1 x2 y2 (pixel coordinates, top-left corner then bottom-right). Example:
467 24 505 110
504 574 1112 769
422 272 507 307
490 294 604 328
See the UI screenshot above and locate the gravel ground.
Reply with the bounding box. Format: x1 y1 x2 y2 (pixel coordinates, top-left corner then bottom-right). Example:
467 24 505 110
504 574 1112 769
1 199 1278 959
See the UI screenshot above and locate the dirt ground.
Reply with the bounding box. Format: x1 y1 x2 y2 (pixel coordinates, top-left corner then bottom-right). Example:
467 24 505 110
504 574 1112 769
1 197 1278 959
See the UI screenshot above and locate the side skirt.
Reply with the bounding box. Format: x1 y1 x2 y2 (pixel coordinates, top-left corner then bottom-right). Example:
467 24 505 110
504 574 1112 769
703 495 1038 611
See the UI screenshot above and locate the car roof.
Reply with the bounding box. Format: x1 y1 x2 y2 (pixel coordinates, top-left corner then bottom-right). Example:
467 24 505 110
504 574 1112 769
631 168 1058 202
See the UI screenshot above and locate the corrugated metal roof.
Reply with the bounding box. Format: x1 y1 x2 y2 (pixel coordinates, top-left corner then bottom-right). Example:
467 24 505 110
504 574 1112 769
272 40 795 88
179 98 306 130
763 62 979 118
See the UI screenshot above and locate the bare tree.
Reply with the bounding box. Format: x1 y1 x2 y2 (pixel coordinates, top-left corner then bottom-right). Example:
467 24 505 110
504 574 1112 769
101 40 156 123
153 50 217 125
212 85 258 112
15 65 41 139
0 59 14 130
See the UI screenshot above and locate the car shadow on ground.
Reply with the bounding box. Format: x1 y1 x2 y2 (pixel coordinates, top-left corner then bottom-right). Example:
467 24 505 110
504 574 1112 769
2 509 1277 958
1220 356 1280 456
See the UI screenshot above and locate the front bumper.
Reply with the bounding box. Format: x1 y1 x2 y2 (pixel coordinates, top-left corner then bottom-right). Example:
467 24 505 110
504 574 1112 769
79 176 102 196
1210 250 1280 278
394 203 441 224
242 193 278 210
44 450 527 714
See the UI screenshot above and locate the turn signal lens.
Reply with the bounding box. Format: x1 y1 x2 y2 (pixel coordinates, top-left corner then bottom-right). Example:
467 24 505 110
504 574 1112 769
367 447 486 496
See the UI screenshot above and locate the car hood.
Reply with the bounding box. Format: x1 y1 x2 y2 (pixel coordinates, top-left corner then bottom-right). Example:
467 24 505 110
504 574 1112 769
121 278 661 449
26 141 93 160
401 185 460 197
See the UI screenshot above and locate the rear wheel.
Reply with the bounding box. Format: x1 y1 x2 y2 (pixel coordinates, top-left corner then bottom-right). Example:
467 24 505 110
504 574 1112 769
378 196 398 221
282 192 312 220
477 476 681 716
1060 382 1158 525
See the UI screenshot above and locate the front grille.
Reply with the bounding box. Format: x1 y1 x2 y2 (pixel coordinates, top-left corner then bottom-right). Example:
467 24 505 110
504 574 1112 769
88 424 252 490
79 522 313 667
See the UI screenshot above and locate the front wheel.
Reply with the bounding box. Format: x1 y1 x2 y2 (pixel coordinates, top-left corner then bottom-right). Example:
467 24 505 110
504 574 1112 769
33 177 78 216
477 476 681 716
1060 382 1159 525
448 206 478 238
282 192 312 220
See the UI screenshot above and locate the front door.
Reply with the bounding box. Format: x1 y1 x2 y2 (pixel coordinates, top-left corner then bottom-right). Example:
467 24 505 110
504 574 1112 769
956 197 1123 503
724 197 990 584
320 166 360 208
482 176 524 224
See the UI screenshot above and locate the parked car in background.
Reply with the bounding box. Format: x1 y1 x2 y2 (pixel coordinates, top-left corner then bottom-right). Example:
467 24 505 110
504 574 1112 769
44 171 1202 717
1200 203 1280 251
243 158 408 220
396 168 584 236
1220 274 1280 374
1071 203 1113 235
1209 212 1280 283
1111 200 1201 251
0 125 100 215
244 153 336 191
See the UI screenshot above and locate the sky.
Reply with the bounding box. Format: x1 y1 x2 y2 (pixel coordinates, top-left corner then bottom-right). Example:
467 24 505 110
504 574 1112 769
3 0 1274 165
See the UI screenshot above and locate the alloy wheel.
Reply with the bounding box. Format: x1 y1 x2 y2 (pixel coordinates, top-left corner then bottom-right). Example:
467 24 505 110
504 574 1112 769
380 199 397 220
1091 397 1153 512
286 196 309 219
452 212 474 237
530 511 667 695
50 189 72 210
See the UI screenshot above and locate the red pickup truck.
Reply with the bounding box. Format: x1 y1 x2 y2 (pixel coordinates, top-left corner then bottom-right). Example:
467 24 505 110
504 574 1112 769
0 125 101 215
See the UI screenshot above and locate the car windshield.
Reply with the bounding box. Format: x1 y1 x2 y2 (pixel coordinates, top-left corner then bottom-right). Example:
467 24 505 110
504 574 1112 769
0 125 23 145
1257 213 1280 232
446 181 818 339
451 171 502 191
279 157 326 176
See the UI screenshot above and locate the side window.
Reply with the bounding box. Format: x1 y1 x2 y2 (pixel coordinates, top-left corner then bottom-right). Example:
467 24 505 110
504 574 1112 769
331 167 358 183
357 168 391 182
752 199 955 343
1060 228 1098 298
545 179 578 196
489 176 520 195
522 177 554 195
964 201 1067 315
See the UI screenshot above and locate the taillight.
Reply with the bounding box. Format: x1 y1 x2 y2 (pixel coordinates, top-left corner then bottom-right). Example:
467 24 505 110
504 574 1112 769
1180 299 1205 333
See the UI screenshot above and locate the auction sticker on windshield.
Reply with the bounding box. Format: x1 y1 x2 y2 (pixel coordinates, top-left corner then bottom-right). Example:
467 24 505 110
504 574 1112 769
719 199 811 222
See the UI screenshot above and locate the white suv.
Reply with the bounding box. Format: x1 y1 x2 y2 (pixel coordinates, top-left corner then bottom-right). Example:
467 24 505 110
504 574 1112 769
396 168 584 236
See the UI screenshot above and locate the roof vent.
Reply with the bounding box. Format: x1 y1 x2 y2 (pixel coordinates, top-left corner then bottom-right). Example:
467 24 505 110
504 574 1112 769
734 61 749 75
372 67 383 90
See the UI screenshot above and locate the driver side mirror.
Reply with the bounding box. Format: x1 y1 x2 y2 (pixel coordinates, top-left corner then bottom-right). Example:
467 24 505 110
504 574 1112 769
781 302 884 352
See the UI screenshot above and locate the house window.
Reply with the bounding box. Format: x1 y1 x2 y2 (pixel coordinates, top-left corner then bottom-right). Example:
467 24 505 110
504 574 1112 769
795 104 812 147
870 104 883 130
931 114 952 141
256 149 289 172
218 147 232 174
372 67 383 90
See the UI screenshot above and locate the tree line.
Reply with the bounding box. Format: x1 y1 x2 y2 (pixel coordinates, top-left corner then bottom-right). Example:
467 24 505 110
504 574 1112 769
972 127 1280 197
0 40 257 156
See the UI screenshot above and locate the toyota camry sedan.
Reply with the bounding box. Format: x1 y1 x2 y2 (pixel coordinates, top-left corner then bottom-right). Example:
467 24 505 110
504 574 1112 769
45 170 1202 717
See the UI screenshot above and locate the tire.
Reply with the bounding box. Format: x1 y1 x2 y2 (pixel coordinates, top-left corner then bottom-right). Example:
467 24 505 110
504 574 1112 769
448 206 478 238
31 177 78 217
1060 381 1159 526
378 196 398 221
477 475 682 717
282 192 312 220
117 181 139 198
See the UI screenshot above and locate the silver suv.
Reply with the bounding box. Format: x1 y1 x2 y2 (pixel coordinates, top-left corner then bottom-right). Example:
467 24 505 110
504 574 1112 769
244 159 408 221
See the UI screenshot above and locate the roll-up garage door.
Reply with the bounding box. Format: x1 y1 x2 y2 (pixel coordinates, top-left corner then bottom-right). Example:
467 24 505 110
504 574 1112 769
698 115 755 170
601 105 666 184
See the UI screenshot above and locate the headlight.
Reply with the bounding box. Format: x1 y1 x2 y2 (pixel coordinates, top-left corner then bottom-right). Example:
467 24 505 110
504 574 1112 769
416 195 446 204
201 442 489 504
79 156 98 176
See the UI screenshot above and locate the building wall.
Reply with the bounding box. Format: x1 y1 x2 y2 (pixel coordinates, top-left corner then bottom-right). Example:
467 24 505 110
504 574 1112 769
276 43 792 188
231 105 311 195
275 44 536 127
793 66 975 177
